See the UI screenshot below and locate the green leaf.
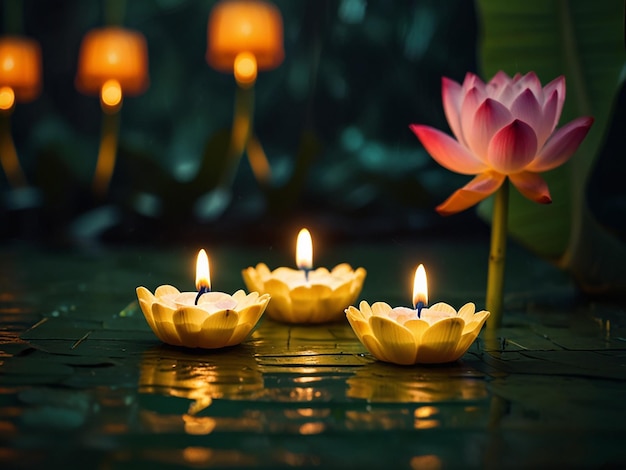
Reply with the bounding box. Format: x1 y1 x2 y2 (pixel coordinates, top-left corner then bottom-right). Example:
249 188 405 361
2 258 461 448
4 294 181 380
476 0 625 259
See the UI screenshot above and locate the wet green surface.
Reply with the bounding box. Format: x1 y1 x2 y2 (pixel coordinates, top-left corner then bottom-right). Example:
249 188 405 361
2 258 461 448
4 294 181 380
1 241 626 469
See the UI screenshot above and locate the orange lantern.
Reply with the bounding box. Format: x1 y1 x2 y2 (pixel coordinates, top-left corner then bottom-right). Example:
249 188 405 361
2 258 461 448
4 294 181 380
0 36 41 187
0 36 42 110
207 0 284 87
75 26 149 196
198 0 283 201
76 26 149 112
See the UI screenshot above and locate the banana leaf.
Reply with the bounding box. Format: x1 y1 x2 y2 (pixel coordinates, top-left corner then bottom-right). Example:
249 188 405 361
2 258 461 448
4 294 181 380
475 0 626 294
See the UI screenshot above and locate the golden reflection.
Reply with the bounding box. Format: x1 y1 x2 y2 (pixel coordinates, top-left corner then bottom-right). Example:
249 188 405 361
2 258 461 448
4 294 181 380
410 454 442 470
345 409 412 430
299 422 325 435
414 406 439 419
293 376 322 384
288 387 321 401
183 447 213 465
413 419 439 429
139 346 263 416
183 415 217 435
347 362 488 403
283 408 331 419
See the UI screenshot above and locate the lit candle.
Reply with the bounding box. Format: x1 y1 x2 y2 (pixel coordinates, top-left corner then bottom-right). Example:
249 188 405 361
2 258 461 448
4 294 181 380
136 249 270 349
345 265 491 365
296 228 313 282
412 264 428 318
194 248 211 305
242 228 366 324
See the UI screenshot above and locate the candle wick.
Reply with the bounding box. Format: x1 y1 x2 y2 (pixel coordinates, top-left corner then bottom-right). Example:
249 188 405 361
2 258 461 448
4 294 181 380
195 286 210 305
302 267 310 283
415 301 424 319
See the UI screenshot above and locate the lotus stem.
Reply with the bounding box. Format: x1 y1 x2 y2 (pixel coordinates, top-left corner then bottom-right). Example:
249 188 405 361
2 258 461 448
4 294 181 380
486 179 509 330
219 84 273 191
92 110 120 198
0 114 27 188
219 85 254 190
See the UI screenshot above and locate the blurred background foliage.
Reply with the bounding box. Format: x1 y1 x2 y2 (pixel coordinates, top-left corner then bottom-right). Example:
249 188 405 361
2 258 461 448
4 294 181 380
0 0 624 251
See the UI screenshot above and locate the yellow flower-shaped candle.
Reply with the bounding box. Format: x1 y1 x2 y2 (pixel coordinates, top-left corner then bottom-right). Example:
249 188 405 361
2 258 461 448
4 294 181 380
137 249 270 349
346 265 489 364
242 228 366 323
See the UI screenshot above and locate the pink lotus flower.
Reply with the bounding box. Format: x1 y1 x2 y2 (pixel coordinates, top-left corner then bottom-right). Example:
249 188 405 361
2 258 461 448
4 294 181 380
410 71 594 215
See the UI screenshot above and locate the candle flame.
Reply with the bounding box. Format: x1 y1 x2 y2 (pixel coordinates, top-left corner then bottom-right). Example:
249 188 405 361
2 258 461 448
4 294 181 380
100 78 122 110
296 228 313 270
412 264 428 309
195 249 211 291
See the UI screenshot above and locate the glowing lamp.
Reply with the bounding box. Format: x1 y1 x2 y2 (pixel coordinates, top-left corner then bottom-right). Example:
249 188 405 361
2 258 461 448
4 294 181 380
207 0 284 86
0 36 41 187
136 249 270 349
345 264 491 365
0 36 42 106
75 26 149 110
242 228 367 324
75 26 149 196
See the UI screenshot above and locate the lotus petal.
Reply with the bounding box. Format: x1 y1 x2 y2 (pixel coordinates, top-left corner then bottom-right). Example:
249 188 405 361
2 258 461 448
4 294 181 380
346 313 371 342
197 310 240 348
361 334 389 363
442 76 466 145
465 98 512 160
138 298 158 332
370 316 417 365
136 286 156 304
410 125 488 175
487 119 537 174
358 301 373 319
457 303 477 326
417 318 464 363
155 285 179 297
436 171 505 216
528 116 594 172
403 318 430 343
537 90 559 147
428 302 457 315
227 322 254 346
509 171 551 204
371 302 392 317
541 75 565 124
516 72 543 101
510 88 542 134
152 302 183 345
173 307 209 348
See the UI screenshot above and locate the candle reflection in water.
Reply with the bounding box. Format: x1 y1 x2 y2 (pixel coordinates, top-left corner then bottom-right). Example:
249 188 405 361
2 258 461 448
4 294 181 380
346 361 488 403
139 346 263 426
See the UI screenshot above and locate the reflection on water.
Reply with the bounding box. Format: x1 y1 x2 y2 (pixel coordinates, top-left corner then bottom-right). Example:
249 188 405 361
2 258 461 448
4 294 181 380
410 454 442 470
346 361 489 403
138 344 263 417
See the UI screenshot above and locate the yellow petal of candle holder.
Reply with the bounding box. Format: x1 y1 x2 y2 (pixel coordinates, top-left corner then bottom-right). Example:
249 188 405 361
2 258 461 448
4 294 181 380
242 262 366 324
346 301 489 364
136 285 270 349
